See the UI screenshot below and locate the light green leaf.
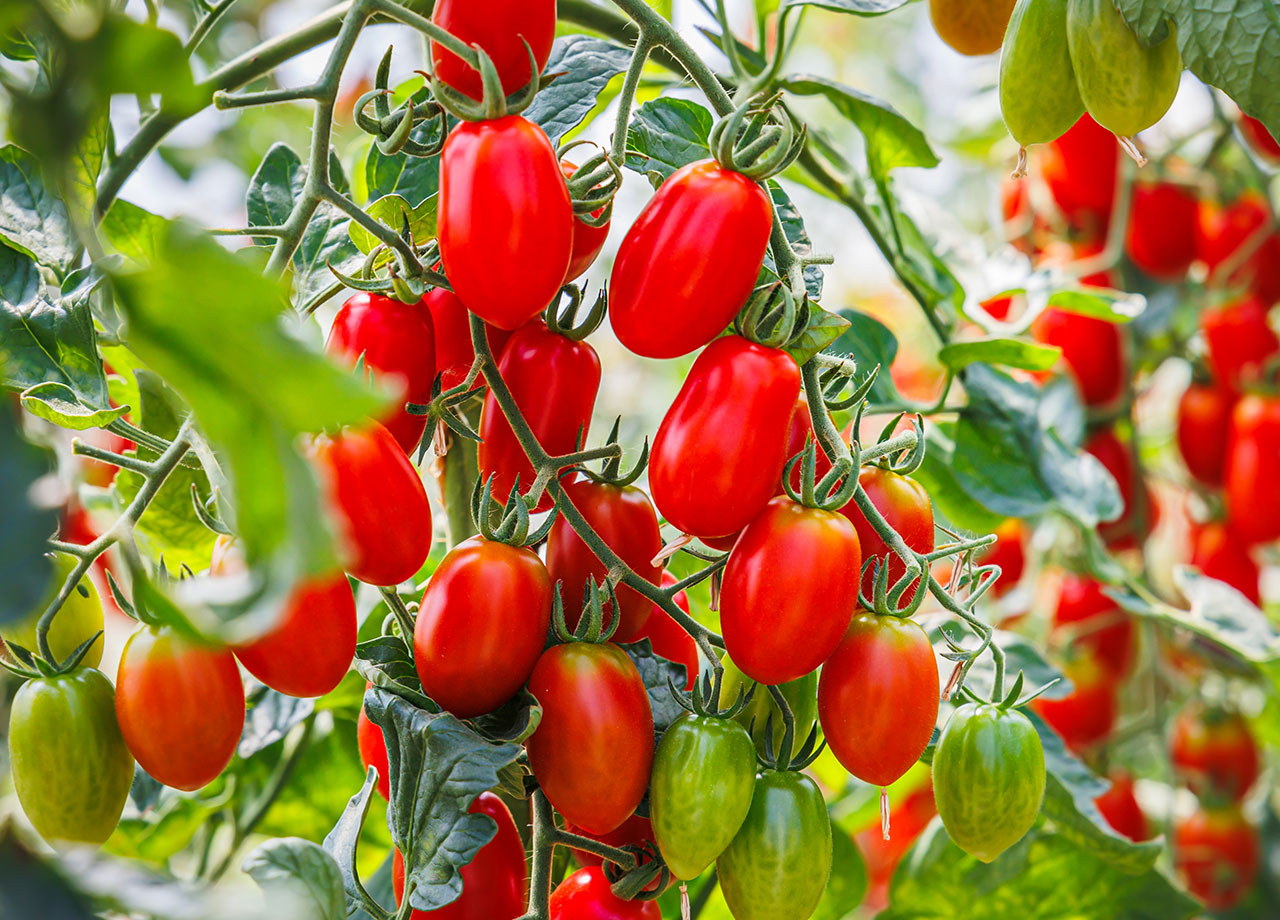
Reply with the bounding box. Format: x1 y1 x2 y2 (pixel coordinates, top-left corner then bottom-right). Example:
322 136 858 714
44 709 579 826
826 309 899 405
101 199 166 266
938 339 1062 373
625 97 715 182
20 381 128 429
348 194 437 255
244 838 346 920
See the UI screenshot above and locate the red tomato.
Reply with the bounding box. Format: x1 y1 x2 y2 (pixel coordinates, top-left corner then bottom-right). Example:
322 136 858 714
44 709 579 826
838 466 934 603
393 792 528 918
431 0 555 101
79 426 135 487
1201 296 1279 396
1125 180 1199 281
609 160 773 358
1051 573 1135 680
561 161 611 282
1225 394 1280 545
115 626 244 791
633 573 698 692
477 320 600 512
1171 706 1260 803
1094 770 1149 842
1191 521 1261 605
818 613 939 787
782 398 834 494
526 643 654 834
310 422 434 586
1240 113 1280 163
1085 427 1156 550
546 477 662 642
978 519 1026 596
424 288 512 391
439 116 572 331
1031 654 1116 752
357 692 391 800
1198 193 1280 304
1031 309 1126 407
1175 807 1260 910
650 337 800 538
721 497 862 685
1039 115 1120 234
856 782 936 912
549 867 660 919
1177 383 1236 486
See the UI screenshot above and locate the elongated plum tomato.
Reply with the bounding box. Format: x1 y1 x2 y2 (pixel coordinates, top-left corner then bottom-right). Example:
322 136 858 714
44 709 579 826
414 536 552 718
1240 113 1280 163
438 116 572 330
2 553 104 668
634 573 699 691
9 667 134 844
1199 193 1280 304
609 160 773 359
1171 705 1260 804
309 422 433 586
1175 807 1260 910
1085 427 1157 550
977 519 1025 596
1191 521 1261 605
393 792 528 919
561 161 611 282
549 867 660 920
425 288 512 391
650 336 800 538
325 292 436 454
1125 180 1199 281
1094 770 1149 842
431 0 555 101
547 476 662 642
1031 653 1117 752
1225 394 1280 545
1040 115 1120 234
720 497 861 684
116 626 245 791
1202 296 1279 395
1031 308 1125 407
478 320 600 512
1051 573 1134 680
357 688 390 800
838 466 934 602
1177 382 1236 486
525 643 654 834
818 613 939 787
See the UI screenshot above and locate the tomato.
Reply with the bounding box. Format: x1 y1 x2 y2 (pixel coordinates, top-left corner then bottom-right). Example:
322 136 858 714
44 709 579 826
1240 113 1280 163
1201 296 1279 395
1175 807 1260 910
838 466 934 603
1031 309 1126 407
1125 180 1199 281
561 161 611 282
9 667 134 844
1031 654 1116 752
392 792 528 918
1177 382 1236 486
720 497 861 684
818 613 939 787
717 770 833 920
1051 573 1135 680
633 574 698 691
78 425 135 487
525 642 654 833
357 692 391 800
609 160 773 359
438 116 572 331
325 292 436 454
546 477 662 642
565 813 654 869
478 320 600 511
310 422 434 586
1039 114 1119 234
1171 705 1260 804
650 712 756 880
116 626 245 791
1085 427 1156 550
1198 193 1280 304
414 536 552 718
978 519 1025 596
650 336 801 538
424 288 512 391
2 553 104 668
1094 770 1149 842
431 0 555 101
548 867 660 920
1225 394 1280 545
782 397 832 494
719 653 818 759
1191 521 1261 605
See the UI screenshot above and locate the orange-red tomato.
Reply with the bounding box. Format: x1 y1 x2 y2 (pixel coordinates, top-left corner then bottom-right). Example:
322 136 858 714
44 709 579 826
1125 180 1199 281
978 519 1026 596
1040 115 1120 234
1175 807 1260 910
1202 296 1279 396
1032 309 1126 407
1191 521 1261 605
838 467 934 604
561 160 611 282
1094 770 1149 842
1225 393 1280 545
1051 573 1135 680
1171 705 1260 804
1177 383 1236 486
549 867 660 919
425 288 512 391
1198 193 1280 305
633 574 699 692
1085 427 1157 550
1031 654 1116 752
1240 113 1280 163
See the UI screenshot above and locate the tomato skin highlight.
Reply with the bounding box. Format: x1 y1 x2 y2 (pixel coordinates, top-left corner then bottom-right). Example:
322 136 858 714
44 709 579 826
633 573 698 691
818 613 939 787
1171 706 1260 804
478 320 600 512
1125 180 1199 281
414 536 552 718
651 336 801 538
1175 807 1260 910
547 477 662 642
9 667 134 845
425 288 512 391
1051 573 1135 680
1032 308 1126 407
116 626 245 791
609 160 773 359
431 0 555 101
838 466 934 602
1094 770 1149 842
1225 394 1280 545
561 160 611 282
1202 296 1279 396
526 643 654 834
2 553 104 668
1177 382 1236 486
1191 521 1261 604
357 693 391 800
549 867 660 919
439 116 572 330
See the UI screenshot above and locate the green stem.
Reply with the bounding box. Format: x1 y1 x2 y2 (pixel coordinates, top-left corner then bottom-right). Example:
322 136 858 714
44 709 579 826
521 791 556 920
610 36 654 163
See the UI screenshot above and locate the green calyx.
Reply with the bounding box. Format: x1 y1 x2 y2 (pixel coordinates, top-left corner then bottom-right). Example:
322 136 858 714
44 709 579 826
674 669 757 720
472 474 556 547
781 438 857 512
546 284 607 342
736 282 803 350
550 577 621 645
429 37 542 122
560 140 623 228
755 685 826 773
575 418 649 489
354 46 446 158
709 90 806 181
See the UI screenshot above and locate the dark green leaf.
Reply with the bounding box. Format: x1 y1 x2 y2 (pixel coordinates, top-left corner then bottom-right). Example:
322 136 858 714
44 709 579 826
786 306 849 366
0 396 56 627
812 830 868 918
527 35 632 144
913 422 1006 535
244 837 345 920
625 97 714 181
240 691 317 760
323 769 388 917
623 638 693 736
770 180 824 298
366 118 445 206
0 144 76 275
826 309 900 405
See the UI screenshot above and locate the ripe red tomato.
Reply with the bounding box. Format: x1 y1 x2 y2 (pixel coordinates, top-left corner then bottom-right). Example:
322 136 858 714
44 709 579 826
609 160 773 359
1051 573 1135 680
357 691 391 800
116 626 245 791
431 0 555 101
1201 296 1279 395
650 336 800 538
978 519 1026 596
549 867 660 919
393 792 528 919
1191 521 1261 605
1198 193 1280 304
721 497 862 685
818 613 939 787
424 288 512 391
526 643 654 834
1171 706 1260 803
782 398 833 494
310 422 434 586
439 116 572 331
546 477 662 642
1031 654 1116 752
477 320 600 511
633 573 698 692
1031 308 1126 407
838 466 934 603
1225 394 1280 545
1094 771 1148 842
1177 382 1236 486
1240 113 1280 163
1125 180 1199 281
1039 114 1119 234
1085 427 1157 550
1174 807 1260 910
561 161 611 282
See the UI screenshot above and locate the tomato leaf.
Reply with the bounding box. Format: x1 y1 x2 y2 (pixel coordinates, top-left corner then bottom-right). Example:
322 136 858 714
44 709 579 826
769 181 825 299
526 35 632 145
19 381 128 430
623 638 693 737
913 423 1009 535
0 397 56 629
812 830 868 918
938 339 1062 373
240 691 317 760
624 97 715 182
244 837 345 920
101 200 167 267
348 194 437 255
786 305 849 366
0 145 77 277
826 309 900 405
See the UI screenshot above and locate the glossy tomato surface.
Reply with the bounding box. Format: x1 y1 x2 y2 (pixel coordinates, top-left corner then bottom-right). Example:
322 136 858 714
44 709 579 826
1124 180 1199 280
1225 394 1280 545
425 288 512 391
1177 382 1236 486
1240 113 1280 162
561 160 610 282
1051 573 1135 679
549 867 660 919
1191 521 1261 605
1171 705 1260 804
1040 114 1119 234
610 160 772 358
1175 807 1260 910
1032 308 1126 407
1094 770 1149 842
1202 296 1279 395
838 466 934 603
431 0 555 100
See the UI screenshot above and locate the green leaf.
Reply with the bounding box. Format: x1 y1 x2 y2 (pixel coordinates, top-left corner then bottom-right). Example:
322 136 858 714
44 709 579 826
783 0 911 12
100 199 166 266
812 830 868 918
239 690 316 760
348 194 437 255
826 309 900 405
323 769 388 917
244 838 346 920
0 396 56 628
623 638 693 737
786 306 850 366
366 116 445 206
938 339 1062 373
0 144 76 276
625 97 715 182
526 35 632 144
1046 287 1145 322
913 422 1008 535
19 381 128 430
769 181 825 298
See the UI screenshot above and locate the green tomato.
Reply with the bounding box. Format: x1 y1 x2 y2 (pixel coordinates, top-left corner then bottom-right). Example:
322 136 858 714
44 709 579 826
933 702 1046 863
1 554 104 668
650 712 757 880
719 653 817 759
9 667 135 845
717 770 832 920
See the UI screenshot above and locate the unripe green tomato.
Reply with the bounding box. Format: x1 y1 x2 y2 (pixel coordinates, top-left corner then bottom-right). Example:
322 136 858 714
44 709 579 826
1 554 104 668
718 654 817 759
1000 0 1084 146
650 712 757 880
717 770 832 920
933 702 1046 863
9 667 135 845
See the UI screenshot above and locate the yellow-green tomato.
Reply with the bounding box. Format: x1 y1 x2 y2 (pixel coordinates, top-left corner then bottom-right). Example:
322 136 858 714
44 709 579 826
1 555 104 668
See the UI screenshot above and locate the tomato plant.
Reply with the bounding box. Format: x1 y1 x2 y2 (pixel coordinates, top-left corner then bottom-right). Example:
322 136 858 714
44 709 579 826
632 574 698 691
425 288 512 391
548 867 660 919
1176 381 1235 486
838 466 934 602
1170 705 1260 804
1031 653 1117 752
